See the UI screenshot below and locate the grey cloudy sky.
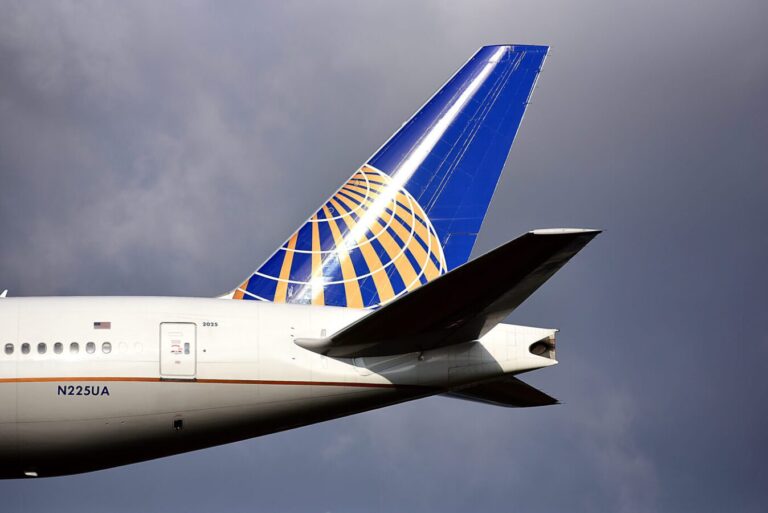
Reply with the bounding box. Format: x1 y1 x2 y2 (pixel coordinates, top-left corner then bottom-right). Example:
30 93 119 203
1 1 767 512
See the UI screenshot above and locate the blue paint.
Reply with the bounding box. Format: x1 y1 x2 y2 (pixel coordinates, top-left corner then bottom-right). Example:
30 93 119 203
369 44 548 270
237 45 548 308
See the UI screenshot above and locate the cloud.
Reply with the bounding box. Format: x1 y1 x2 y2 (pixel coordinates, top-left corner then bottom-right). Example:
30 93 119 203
1 1 767 512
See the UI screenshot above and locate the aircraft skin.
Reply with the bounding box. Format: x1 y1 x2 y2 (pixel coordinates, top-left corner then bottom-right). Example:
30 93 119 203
0 45 599 478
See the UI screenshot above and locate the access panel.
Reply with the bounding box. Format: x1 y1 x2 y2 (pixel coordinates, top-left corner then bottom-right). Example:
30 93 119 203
160 323 196 379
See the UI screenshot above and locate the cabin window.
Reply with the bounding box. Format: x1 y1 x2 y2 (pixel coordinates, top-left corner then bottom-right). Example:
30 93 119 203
4 344 12 355
21 343 30 355
86 342 96 354
102 342 112 354
70 342 79 354
37 343 46 354
54 342 63 354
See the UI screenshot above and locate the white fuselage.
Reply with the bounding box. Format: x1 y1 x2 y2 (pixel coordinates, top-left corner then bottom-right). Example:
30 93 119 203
0 297 555 478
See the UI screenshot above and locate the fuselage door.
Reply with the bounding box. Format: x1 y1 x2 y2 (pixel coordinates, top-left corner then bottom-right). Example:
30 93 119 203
160 323 196 379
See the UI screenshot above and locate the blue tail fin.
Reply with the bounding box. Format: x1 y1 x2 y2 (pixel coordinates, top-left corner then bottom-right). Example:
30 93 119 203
230 45 549 308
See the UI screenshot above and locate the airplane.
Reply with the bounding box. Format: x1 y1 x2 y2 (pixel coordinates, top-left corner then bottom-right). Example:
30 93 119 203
0 44 599 478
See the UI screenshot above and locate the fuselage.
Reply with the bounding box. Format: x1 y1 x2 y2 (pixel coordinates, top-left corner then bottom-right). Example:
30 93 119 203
0 296 554 478
0 44 573 479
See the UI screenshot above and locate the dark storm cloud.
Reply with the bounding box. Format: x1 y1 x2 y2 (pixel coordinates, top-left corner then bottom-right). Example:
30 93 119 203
1 1 766 512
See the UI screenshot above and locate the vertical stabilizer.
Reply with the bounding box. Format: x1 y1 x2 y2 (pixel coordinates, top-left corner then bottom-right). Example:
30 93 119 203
230 45 549 308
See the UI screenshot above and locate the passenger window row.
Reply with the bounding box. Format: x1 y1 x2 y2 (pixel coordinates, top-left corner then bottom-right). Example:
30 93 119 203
3 341 112 356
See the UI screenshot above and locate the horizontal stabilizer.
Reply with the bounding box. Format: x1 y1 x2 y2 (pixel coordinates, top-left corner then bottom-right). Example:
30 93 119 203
297 229 600 357
444 377 558 408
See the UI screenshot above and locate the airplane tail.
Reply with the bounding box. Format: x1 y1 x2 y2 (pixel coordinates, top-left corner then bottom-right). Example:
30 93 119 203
229 44 549 308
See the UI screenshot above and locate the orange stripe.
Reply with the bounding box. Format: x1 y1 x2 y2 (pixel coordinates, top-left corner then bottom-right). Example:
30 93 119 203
340 184 380 206
385 208 441 283
310 215 324 306
320 205 363 308
360 165 388 183
344 180 442 281
334 185 420 289
274 232 298 302
338 191 419 289
0 376 158 383
354 170 442 259
342 182 382 202
352 180 441 270
402 202 445 276
369 221 420 291
328 197 395 303
232 279 249 300
0 376 427 390
198 379 412 389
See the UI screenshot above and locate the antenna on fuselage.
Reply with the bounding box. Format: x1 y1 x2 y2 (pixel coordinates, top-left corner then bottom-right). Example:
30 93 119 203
0 290 7 298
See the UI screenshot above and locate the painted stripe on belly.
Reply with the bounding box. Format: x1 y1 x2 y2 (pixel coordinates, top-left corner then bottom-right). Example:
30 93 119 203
0 376 428 390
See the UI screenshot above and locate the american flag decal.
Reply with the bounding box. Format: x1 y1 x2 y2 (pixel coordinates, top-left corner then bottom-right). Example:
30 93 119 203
94 321 111 329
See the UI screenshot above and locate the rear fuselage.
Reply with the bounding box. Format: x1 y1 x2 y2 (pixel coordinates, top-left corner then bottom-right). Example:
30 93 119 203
0 44 564 479
0 297 554 478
